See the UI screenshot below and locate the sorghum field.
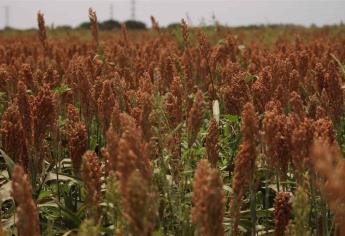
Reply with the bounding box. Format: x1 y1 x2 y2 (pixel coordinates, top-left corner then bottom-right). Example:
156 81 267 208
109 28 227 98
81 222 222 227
1 10 345 236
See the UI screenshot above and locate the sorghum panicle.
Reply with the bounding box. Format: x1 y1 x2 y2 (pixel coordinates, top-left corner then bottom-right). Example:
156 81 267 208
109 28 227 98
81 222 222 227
37 11 46 49
11 165 41 236
123 171 157 236
0 102 29 169
81 151 102 207
150 16 160 33
192 159 225 236
98 80 116 135
205 118 219 167
65 104 88 174
262 100 290 179
231 102 258 235
32 84 56 148
274 192 292 236
165 76 183 128
117 113 152 187
312 139 345 235
16 80 33 144
88 8 99 47
187 89 205 147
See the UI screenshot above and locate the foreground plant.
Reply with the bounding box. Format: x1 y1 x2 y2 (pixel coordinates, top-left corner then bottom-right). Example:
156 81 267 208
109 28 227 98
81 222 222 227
123 171 157 236
312 138 345 235
231 102 259 235
11 165 41 236
192 159 225 236
274 192 292 236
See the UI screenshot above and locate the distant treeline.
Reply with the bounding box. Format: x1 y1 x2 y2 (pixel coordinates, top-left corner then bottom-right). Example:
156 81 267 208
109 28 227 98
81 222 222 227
1 19 149 32
2 20 345 32
77 19 147 30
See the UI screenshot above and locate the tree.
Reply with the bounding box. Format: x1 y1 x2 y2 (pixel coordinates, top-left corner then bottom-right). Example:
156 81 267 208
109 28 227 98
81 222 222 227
124 20 147 30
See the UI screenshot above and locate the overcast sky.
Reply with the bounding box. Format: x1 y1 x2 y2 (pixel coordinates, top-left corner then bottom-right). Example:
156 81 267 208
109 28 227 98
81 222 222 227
0 0 345 29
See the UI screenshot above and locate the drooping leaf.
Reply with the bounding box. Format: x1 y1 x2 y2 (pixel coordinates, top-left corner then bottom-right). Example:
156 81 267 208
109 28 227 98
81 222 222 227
0 149 15 178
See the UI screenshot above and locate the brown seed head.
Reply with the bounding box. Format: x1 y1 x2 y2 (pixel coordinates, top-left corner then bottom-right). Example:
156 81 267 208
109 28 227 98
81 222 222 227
289 91 305 119
37 11 46 49
197 31 211 59
187 89 205 147
150 16 160 33
223 73 250 115
0 102 29 169
11 165 41 236
81 151 102 206
291 118 314 175
123 171 157 236
16 81 33 144
192 159 225 236
137 90 153 142
65 104 88 174
274 192 292 236
181 19 190 49
32 84 56 148
231 103 258 235
205 118 219 167
88 8 99 46
98 80 116 135
117 113 152 187
165 76 183 128
312 139 345 234
262 100 290 178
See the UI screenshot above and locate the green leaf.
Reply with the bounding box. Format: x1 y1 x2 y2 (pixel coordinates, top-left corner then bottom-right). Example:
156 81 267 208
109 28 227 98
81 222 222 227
45 172 82 184
225 115 240 123
0 91 6 98
55 200 82 228
53 84 71 94
37 190 53 202
240 208 274 219
0 149 15 178
153 230 165 236
244 74 257 83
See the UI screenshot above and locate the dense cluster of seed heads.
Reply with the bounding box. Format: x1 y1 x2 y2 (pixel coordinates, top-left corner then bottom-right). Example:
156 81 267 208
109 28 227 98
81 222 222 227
0 9 345 235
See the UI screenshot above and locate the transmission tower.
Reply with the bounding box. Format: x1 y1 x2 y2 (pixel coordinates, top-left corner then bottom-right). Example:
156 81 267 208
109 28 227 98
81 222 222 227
110 3 114 20
131 0 136 20
4 6 10 28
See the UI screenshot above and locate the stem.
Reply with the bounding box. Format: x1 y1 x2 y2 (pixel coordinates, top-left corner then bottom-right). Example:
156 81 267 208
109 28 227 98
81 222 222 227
321 198 328 236
265 173 269 235
276 173 280 192
328 216 335 236
96 118 100 155
250 181 257 236
57 153 61 217
309 183 316 232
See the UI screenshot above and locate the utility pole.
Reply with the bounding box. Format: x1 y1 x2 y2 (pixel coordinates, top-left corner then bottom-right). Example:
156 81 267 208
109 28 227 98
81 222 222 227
131 0 136 20
4 5 10 28
110 3 114 20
